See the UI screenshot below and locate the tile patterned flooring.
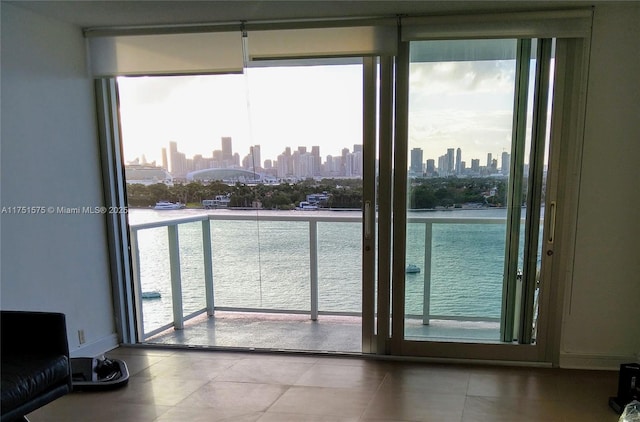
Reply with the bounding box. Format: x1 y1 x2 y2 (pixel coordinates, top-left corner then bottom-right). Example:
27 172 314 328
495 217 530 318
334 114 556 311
29 347 621 421
144 312 500 353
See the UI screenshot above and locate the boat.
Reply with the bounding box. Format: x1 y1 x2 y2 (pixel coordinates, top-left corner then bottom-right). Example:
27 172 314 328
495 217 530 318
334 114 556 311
406 264 421 273
296 201 319 211
153 201 185 210
141 291 161 299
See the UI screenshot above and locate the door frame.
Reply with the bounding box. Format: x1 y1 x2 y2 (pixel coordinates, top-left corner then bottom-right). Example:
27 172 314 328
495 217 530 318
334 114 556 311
383 33 591 363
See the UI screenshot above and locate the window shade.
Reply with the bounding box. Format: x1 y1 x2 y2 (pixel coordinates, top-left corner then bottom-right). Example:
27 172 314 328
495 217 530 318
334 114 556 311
247 25 397 60
88 31 244 77
402 9 593 41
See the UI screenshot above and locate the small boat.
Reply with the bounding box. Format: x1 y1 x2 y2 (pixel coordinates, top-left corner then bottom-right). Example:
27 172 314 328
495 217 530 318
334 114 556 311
406 264 421 274
296 201 318 211
153 201 185 210
141 291 161 299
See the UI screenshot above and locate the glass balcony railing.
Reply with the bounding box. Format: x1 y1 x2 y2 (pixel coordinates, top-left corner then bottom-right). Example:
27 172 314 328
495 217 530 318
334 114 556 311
129 213 529 341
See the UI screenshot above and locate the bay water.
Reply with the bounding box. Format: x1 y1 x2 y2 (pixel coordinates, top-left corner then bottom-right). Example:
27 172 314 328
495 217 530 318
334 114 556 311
129 207 520 334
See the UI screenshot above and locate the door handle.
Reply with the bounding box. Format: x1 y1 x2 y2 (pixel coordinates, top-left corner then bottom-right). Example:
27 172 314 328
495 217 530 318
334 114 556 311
548 201 556 244
364 200 372 240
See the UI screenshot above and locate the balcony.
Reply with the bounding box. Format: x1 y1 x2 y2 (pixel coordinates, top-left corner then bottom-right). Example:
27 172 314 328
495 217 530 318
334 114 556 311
128 210 525 352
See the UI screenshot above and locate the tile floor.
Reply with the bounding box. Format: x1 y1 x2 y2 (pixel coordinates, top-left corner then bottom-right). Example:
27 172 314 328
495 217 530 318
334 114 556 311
29 347 621 421
144 311 500 353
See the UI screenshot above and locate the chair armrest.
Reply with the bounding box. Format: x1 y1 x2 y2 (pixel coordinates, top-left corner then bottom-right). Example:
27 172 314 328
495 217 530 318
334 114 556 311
1 311 69 357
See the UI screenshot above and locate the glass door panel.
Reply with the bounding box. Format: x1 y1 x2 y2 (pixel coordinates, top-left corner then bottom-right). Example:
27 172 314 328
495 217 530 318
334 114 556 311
396 38 554 354
118 59 368 352
404 39 518 342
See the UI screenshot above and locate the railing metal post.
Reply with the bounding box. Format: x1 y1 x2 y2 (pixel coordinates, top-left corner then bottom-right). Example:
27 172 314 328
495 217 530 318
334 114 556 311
423 221 433 325
129 228 145 339
167 225 184 330
202 219 215 316
309 220 319 321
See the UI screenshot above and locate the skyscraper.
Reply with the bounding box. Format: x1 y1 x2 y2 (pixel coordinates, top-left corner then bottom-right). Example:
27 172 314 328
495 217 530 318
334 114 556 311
456 148 462 175
221 137 233 163
410 148 423 176
311 146 321 176
250 145 261 170
447 148 455 176
341 148 349 176
426 159 435 175
471 158 480 173
168 141 188 178
501 151 510 175
161 148 168 170
487 153 492 168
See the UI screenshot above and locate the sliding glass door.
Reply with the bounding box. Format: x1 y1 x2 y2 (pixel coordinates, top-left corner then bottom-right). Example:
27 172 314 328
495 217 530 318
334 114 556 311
116 59 375 352
390 37 555 360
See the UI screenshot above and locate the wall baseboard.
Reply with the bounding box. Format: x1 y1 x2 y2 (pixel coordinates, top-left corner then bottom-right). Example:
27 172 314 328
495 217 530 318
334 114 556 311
560 352 636 370
70 333 119 358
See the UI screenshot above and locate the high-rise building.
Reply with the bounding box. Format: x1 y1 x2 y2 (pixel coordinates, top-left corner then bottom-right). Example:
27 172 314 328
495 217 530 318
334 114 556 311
447 148 455 175
291 150 300 177
341 148 349 176
276 153 288 177
300 153 315 178
438 154 447 175
501 151 510 175
250 145 261 169
212 150 223 167
410 148 423 176
426 159 435 175
169 141 187 176
311 146 321 176
221 137 233 162
471 158 480 173
487 153 492 168
161 148 168 170
456 148 462 175
169 141 178 172
284 147 293 177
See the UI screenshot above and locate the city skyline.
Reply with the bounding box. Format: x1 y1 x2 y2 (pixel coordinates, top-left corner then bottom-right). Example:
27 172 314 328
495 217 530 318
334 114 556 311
118 61 531 173
129 136 511 180
128 137 365 180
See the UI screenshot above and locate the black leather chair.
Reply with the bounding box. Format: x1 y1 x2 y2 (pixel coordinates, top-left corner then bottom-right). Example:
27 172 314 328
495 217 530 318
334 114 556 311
1 311 72 422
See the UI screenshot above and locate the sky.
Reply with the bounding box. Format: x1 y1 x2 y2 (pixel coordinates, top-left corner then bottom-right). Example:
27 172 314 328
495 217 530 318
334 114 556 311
118 65 363 166
408 59 517 165
118 54 546 169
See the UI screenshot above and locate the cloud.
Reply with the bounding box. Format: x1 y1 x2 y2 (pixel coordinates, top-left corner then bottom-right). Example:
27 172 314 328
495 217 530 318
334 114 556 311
410 60 515 95
407 59 517 161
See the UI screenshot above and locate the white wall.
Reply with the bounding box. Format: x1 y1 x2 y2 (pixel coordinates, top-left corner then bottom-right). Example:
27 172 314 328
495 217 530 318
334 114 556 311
559 2 640 369
0 3 117 355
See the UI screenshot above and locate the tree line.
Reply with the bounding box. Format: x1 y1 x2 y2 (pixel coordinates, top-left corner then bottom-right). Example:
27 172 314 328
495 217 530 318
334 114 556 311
126 179 364 209
126 177 509 210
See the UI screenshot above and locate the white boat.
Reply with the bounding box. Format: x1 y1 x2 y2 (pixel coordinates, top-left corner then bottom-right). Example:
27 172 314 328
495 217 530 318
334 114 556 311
297 201 318 211
153 201 185 210
141 291 161 299
406 264 421 273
